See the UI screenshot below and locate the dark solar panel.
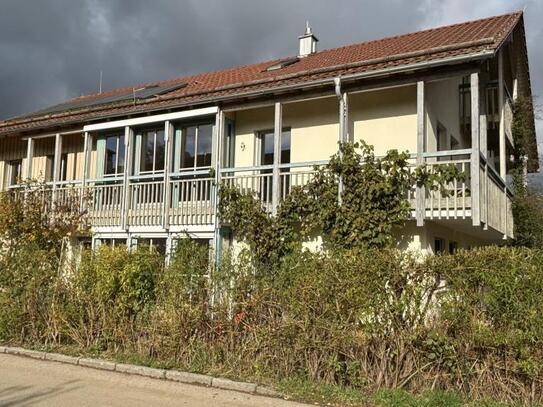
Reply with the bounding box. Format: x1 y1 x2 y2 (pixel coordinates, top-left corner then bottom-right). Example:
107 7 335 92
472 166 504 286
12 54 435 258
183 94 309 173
16 82 188 119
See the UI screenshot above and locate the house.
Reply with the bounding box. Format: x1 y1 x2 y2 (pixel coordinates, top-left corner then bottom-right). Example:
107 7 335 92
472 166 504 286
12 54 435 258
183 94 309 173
0 11 537 256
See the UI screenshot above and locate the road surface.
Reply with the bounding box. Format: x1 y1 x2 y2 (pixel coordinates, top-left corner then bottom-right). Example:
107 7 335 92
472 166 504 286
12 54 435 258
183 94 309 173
0 353 307 406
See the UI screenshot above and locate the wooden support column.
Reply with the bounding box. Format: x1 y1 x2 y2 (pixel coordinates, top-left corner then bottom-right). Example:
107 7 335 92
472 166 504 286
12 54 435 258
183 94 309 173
498 50 508 237
416 81 425 227
53 133 62 183
213 109 225 266
25 137 34 180
480 81 488 230
272 102 282 216
162 121 173 230
121 126 133 230
80 132 91 210
498 50 506 180
470 72 481 227
52 132 62 203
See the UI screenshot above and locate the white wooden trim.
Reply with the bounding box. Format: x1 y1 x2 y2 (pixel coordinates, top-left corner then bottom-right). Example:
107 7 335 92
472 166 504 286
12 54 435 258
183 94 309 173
83 106 218 132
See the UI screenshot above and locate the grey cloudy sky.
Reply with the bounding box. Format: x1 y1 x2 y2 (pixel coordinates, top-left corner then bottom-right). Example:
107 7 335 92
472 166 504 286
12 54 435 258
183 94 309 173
0 0 541 150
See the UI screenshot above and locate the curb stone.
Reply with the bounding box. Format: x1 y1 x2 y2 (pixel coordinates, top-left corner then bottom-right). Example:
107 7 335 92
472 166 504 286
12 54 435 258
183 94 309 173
2 346 283 399
116 363 165 379
165 370 212 386
44 352 80 365
5 347 46 360
79 357 116 371
212 377 258 393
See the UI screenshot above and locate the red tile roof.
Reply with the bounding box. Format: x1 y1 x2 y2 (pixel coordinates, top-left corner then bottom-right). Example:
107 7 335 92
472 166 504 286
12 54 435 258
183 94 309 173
0 11 523 136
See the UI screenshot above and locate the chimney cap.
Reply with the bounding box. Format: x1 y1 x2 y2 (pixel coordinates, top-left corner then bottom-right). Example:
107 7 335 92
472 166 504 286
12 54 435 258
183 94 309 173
298 21 319 41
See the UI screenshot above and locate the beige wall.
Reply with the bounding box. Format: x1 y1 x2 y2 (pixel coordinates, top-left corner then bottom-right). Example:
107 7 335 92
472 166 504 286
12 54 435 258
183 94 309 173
425 77 468 152
396 220 485 254
350 85 417 156
233 97 339 167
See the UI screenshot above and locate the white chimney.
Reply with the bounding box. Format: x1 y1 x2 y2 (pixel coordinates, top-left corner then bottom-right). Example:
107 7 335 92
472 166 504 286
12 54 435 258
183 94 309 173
298 21 318 57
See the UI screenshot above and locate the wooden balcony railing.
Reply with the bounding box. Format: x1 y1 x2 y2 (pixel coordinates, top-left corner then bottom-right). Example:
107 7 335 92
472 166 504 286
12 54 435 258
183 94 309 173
4 152 513 238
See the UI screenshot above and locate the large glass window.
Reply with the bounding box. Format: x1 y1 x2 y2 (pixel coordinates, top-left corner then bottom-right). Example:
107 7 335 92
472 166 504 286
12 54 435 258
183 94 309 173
104 134 125 176
179 124 213 170
140 128 165 173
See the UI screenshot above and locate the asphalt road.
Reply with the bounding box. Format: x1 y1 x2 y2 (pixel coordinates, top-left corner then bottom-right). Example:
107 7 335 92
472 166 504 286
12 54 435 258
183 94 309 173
0 353 307 407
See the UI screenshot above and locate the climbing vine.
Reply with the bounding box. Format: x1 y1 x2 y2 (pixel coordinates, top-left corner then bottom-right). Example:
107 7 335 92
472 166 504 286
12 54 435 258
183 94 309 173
219 141 462 261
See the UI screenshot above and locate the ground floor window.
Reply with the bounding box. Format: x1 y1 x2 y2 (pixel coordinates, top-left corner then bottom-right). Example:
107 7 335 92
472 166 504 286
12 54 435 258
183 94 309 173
434 237 445 254
97 238 127 248
136 238 167 255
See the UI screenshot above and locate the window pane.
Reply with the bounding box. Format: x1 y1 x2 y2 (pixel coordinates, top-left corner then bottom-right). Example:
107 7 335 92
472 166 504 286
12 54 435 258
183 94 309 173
105 135 118 175
155 130 165 171
281 130 291 164
182 126 196 168
141 131 155 172
117 135 125 174
197 124 212 167
262 131 274 165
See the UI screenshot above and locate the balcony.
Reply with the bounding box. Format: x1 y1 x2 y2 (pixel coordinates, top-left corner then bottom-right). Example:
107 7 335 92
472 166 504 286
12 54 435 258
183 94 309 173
6 149 513 239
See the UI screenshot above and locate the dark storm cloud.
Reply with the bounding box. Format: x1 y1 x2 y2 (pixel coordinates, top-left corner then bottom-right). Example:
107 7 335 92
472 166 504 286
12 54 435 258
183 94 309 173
0 0 541 148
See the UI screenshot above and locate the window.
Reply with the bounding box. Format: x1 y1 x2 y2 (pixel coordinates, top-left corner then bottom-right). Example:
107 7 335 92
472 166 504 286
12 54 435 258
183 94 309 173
45 153 68 182
448 241 458 254
104 134 125 176
98 238 126 248
140 128 165 173
257 129 291 165
434 238 445 254
137 238 166 255
60 153 68 181
257 129 291 201
222 120 235 168
179 124 213 170
5 160 22 187
459 76 471 139
45 155 54 182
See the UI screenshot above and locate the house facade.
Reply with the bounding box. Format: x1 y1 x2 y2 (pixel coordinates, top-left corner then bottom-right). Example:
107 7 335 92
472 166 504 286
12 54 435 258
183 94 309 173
0 12 537 257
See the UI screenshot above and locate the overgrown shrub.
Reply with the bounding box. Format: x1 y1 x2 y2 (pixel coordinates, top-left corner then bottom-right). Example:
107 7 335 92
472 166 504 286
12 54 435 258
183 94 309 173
2 244 542 404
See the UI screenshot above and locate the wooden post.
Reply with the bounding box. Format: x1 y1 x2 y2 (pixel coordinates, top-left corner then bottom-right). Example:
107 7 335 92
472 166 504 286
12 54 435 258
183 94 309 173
25 137 34 180
162 121 173 230
121 126 133 230
53 133 62 183
498 50 506 180
272 102 282 216
213 109 225 266
81 132 90 211
480 84 489 230
416 81 425 227
498 50 508 236
52 132 62 204
470 72 481 227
